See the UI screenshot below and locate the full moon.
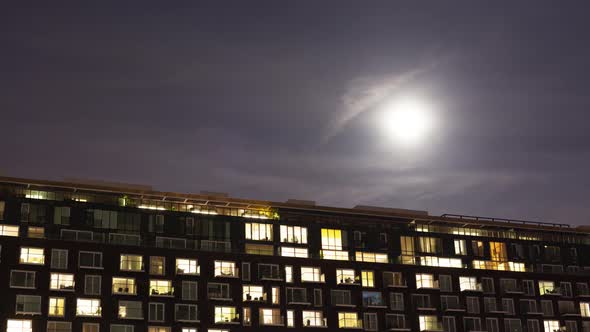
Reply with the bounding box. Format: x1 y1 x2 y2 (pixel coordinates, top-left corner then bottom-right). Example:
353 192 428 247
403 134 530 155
379 97 435 144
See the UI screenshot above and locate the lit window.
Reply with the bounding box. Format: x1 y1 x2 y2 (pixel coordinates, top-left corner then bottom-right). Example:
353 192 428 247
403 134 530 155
321 228 343 250
50 273 75 291
287 310 294 327
15 295 41 314
118 300 143 319
454 239 467 255
150 256 165 275
280 225 307 244
245 223 273 241
76 298 101 317
280 247 308 258
301 267 324 282
7 320 32 332
243 285 265 301
214 306 238 323
419 315 441 331
538 281 558 295
272 287 280 304
418 237 440 253
175 304 198 322
355 251 388 263
113 277 137 295
82 323 99 332
0 224 19 237
419 256 462 268
176 259 199 275
245 243 274 256
338 312 360 328
543 320 559 332
320 249 348 261
459 277 480 291
490 242 507 261
10 270 35 289
147 327 170 332
27 226 44 238
260 308 283 325
285 265 293 283
214 261 238 277
336 269 358 285
48 297 65 316
19 247 44 265
120 254 143 271
362 271 374 287
150 280 173 296
303 311 325 327
416 274 436 289
581 302 590 317
243 307 251 326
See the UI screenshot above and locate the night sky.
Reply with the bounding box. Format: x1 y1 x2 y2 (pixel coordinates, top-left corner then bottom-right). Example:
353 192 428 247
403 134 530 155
2 2 590 224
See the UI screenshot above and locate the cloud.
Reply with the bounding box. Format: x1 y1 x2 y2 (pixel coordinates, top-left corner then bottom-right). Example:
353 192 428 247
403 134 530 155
320 60 440 144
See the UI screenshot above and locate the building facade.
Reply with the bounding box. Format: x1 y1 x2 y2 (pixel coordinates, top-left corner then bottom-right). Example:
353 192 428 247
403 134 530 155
1 176 590 332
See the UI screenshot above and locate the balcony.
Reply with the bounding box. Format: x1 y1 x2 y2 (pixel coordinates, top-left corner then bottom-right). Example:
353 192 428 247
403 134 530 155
502 285 524 295
244 293 267 302
417 280 439 290
420 322 444 332
215 266 239 278
386 318 410 331
442 303 466 312
362 293 386 308
414 303 436 311
461 283 483 293
150 287 174 297
541 287 561 296
201 240 231 253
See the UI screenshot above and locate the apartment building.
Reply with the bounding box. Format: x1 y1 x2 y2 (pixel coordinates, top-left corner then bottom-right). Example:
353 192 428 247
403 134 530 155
1 176 590 332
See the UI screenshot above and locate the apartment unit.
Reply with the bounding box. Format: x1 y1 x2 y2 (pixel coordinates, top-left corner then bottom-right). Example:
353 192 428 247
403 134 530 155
1 176 590 332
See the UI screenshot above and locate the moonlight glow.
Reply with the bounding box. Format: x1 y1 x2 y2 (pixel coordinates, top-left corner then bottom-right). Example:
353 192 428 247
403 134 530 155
379 97 435 144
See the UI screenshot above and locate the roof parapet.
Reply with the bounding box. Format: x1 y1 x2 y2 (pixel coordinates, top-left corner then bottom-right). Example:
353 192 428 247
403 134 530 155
286 199 317 206
353 205 429 216
63 178 153 191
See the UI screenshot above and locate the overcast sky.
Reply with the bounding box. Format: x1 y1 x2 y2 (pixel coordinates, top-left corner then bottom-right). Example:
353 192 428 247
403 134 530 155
2 2 590 225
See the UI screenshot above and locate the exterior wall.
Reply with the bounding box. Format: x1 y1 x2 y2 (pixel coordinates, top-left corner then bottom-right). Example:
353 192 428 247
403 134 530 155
0 181 590 332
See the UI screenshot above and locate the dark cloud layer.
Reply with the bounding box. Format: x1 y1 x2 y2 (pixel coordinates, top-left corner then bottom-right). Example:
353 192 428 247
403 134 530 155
1 2 590 225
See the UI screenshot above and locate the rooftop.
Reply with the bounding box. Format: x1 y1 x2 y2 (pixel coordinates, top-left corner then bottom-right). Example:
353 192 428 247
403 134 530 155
0 175 587 235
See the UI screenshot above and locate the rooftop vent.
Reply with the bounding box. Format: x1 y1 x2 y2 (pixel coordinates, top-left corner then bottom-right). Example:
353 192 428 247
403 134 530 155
353 205 428 216
63 178 153 191
286 199 316 206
